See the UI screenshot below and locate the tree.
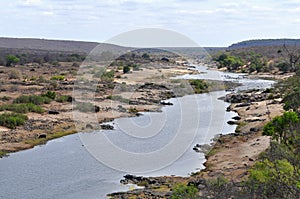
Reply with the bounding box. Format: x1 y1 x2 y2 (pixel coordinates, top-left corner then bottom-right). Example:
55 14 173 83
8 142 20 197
6 55 20 66
278 42 300 72
263 111 299 144
123 65 130 74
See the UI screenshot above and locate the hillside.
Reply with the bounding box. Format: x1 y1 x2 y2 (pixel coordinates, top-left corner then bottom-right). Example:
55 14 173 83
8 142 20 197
228 39 300 49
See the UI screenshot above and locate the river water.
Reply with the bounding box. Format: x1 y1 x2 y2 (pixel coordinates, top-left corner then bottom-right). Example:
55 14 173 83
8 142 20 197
0 66 274 199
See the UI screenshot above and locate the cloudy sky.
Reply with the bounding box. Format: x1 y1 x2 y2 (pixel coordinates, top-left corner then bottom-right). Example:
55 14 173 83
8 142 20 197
1 0 300 46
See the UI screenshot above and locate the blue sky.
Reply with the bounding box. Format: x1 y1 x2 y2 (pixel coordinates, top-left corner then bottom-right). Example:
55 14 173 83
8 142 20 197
1 0 300 46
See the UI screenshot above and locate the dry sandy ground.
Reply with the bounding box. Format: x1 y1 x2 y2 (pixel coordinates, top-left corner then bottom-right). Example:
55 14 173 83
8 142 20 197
200 99 284 182
0 64 194 153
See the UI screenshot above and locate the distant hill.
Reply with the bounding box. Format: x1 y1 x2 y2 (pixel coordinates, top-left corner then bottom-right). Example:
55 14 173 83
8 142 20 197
0 37 132 53
228 39 300 49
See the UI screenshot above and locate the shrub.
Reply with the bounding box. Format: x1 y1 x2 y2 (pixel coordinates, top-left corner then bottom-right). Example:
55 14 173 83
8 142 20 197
42 91 56 100
0 103 44 113
75 102 99 112
13 95 52 105
0 113 28 129
0 96 11 101
123 65 130 74
56 95 73 103
50 75 65 81
107 95 130 103
171 183 198 199
6 55 20 66
189 79 208 93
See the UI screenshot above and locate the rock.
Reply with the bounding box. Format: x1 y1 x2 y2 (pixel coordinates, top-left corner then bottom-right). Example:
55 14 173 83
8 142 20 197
227 120 237 125
38 134 47 138
48 110 60 114
85 124 93 129
100 124 114 130
232 116 241 120
160 101 173 105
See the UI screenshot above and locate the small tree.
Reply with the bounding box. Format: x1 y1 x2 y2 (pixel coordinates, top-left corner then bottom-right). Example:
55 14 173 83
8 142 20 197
6 55 20 66
123 65 130 74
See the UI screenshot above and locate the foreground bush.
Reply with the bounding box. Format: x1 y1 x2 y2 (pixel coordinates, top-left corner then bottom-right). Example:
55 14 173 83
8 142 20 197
0 113 28 129
0 103 44 113
13 95 52 105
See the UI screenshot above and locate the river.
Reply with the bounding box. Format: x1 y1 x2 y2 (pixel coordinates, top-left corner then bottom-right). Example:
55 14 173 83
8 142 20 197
0 65 274 199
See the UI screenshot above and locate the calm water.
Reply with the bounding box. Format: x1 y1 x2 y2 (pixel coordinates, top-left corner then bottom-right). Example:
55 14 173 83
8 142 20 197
0 66 274 199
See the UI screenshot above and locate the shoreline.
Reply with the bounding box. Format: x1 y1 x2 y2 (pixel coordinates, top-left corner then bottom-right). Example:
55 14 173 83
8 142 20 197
107 73 286 198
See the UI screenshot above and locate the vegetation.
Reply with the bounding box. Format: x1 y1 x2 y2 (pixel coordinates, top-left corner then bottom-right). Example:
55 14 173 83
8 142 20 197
123 65 131 74
0 103 44 113
0 113 28 129
13 95 52 105
6 54 20 66
75 102 99 112
50 75 65 81
107 95 130 104
171 183 198 199
55 95 72 103
42 91 56 100
189 79 208 93
214 53 243 71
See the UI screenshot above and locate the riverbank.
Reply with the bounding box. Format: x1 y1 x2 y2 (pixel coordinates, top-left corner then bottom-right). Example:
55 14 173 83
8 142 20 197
108 73 287 198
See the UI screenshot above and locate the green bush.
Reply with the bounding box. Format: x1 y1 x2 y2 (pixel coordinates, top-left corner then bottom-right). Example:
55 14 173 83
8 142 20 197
263 111 299 143
171 183 198 199
56 95 72 103
123 65 131 74
42 91 56 100
189 79 208 93
50 75 65 81
13 95 52 105
0 113 28 129
0 103 44 113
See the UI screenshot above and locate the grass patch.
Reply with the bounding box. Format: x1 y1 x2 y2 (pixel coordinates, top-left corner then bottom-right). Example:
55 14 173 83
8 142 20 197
24 130 77 146
0 150 8 158
0 103 44 113
75 102 99 112
235 122 247 133
0 113 28 129
206 148 220 157
13 95 52 105
107 95 130 103
56 95 73 103
50 75 65 81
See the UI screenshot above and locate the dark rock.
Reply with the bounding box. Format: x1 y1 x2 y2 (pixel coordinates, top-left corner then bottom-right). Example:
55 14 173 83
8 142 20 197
86 124 93 129
48 110 60 114
232 116 241 120
227 120 237 125
38 134 47 138
100 124 114 130
160 101 173 105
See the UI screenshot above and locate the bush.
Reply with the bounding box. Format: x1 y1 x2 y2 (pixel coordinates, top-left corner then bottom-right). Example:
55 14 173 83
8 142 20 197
123 65 131 74
0 113 28 129
6 55 20 66
13 95 52 105
171 183 198 199
56 95 72 103
75 102 99 112
42 91 56 100
107 95 130 103
0 103 44 113
189 79 208 93
50 75 65 81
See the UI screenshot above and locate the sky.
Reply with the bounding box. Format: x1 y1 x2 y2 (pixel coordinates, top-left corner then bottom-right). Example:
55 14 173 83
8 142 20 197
1 0 300 47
